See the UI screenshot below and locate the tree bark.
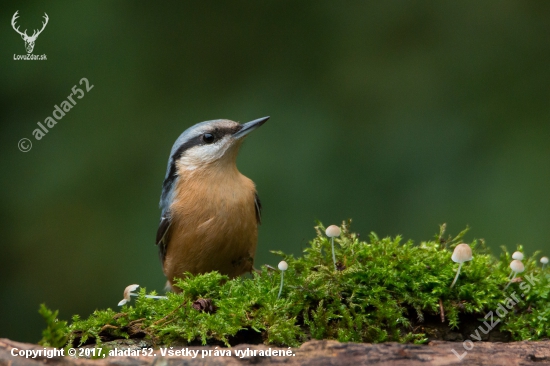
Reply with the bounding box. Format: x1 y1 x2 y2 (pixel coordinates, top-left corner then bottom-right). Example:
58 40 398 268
1 338 549 365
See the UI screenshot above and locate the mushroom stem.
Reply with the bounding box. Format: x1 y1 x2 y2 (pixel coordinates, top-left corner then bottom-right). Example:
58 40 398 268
504 272 517 290
450 262 464 288
331 237 337 270
129 294 167 299
508 270 514 279
277 271 284 299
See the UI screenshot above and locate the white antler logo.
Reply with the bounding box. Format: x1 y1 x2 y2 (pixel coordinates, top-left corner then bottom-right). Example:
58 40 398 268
11 10 49 54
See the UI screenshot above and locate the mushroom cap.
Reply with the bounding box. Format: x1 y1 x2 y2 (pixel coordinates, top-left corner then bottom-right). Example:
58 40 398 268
540 256 549 264
123 284 140 301
512 251 524 261
451 243 473 263
278 261 288 271
510 259 525 273
326 225 341 238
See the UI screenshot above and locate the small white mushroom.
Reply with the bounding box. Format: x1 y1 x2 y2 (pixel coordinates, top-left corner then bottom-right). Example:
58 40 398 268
277 261 288 299
326 225 341 270
541 256 548 270
118 284 140 306
450 243 473 288
512 251 524 261
118 284 167 306
326 225 341 238
510 259 525 273
508 251 524 278
504 260 525 290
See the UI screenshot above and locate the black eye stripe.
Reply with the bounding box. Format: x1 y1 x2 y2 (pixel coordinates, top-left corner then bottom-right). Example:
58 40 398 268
170 126 243 163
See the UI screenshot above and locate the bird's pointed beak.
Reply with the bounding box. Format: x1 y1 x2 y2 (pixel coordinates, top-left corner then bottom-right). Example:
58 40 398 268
233 116 270 139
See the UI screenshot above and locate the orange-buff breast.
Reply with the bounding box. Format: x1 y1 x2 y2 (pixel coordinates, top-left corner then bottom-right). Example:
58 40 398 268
163 164 258 290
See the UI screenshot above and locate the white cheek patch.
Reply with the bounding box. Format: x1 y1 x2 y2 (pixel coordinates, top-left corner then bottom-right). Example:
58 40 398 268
178 136 232 171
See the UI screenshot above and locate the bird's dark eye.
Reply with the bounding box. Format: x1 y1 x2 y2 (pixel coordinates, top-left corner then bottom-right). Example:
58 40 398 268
202 133 215 144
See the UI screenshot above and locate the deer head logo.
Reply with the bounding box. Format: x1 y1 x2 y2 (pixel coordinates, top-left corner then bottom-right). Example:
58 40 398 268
11 11 49 54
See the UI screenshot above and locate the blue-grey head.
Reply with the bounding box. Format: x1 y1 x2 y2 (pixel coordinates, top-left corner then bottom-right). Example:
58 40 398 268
159 117 269 215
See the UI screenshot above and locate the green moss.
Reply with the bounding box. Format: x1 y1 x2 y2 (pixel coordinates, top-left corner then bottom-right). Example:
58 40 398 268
39 221 550 347
38 304 69 348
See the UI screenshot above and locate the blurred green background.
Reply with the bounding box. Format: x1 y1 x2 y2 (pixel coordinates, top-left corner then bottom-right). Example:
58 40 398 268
1 1 549 343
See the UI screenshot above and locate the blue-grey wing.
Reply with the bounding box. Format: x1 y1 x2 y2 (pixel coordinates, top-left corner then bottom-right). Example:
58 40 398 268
157 151 179 265
156 214 171 265
254 192 262 225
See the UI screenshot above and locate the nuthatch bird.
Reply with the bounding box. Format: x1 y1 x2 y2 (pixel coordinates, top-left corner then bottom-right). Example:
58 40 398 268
156 117 269 291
